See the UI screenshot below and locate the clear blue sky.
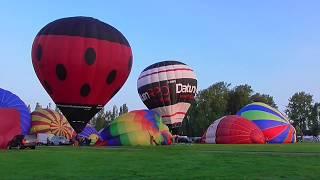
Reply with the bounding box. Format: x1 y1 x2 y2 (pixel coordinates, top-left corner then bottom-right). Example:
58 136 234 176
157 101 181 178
0 0 319 112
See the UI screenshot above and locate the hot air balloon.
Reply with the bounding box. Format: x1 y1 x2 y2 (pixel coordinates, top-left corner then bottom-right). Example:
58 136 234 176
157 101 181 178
31 108 74 139
100 110 172 146
237 102 296 144
31 16 133 133
78 124 100 145
0 88 31 149
137 61 197 133
202 115 265 144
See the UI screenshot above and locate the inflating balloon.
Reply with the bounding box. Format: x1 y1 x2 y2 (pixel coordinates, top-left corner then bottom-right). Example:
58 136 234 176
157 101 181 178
0 109 22 149
237 102 296 144
100 110 172 146
0 88 31 149
31 17 133 132
137 61 197 131
0 88 31 134
202 115 265 144
31 108 74 139
78 124 100 145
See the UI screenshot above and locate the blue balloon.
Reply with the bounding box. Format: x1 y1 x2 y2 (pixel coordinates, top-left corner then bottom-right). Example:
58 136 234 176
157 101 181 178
0 88 31 134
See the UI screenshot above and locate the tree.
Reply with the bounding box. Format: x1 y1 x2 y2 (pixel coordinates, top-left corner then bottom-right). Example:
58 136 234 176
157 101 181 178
119 106 123 116
227 84 253 114
310 103 320 137
119 104 129 116
121 104 129 114
89 103 130 131
111 105 119 120
94 108 107 131
89 115 97 127
286 92 313 135
35 102 42 110
46 103 52 109
250 93 277 108
181 82 230 136
181 81 278 137
55 106 61 113
105 110 113 125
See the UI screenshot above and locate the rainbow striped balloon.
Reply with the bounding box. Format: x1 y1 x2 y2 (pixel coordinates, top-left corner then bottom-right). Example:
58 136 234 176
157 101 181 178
237 102 296 144
31 108 74 139
100 110 172 146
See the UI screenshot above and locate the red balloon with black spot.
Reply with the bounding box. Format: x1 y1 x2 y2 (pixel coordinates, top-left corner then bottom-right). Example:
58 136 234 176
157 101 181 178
31 17 133 132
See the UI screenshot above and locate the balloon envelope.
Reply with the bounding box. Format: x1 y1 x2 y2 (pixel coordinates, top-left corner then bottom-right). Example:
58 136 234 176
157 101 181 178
100 110 172 146
137 61 197 129
31 109 74 139
237 102 296 144
202 115 265 144
0 88 31 135
31 17 133 132
78 124 100 145
0 109 22 149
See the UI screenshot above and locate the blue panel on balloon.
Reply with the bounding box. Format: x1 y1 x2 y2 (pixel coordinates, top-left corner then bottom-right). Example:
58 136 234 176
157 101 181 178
254 120 288 130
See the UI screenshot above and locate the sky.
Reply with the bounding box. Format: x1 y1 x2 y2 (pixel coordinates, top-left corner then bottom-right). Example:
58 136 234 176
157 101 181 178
0 0 319 112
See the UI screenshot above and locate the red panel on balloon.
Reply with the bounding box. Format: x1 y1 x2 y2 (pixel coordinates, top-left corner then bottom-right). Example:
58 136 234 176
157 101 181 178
215 115 265 144
0 109 22 149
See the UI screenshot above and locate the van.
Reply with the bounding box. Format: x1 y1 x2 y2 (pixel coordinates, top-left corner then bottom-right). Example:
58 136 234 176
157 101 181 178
37 133 49 145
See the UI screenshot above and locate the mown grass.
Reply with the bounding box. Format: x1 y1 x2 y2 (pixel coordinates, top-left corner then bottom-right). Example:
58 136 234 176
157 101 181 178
0 143 319 179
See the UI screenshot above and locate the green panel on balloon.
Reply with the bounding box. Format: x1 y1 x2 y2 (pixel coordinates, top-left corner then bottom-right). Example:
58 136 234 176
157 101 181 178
241 111 287 123
100 110 173 146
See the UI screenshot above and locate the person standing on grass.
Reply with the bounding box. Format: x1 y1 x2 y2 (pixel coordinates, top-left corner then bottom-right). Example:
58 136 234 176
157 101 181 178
73 135 79 147
148 131 159 146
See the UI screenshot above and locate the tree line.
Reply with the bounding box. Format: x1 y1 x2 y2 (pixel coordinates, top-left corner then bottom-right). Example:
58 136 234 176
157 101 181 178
180 81 319 137
89 104 129 131
30 81 319 138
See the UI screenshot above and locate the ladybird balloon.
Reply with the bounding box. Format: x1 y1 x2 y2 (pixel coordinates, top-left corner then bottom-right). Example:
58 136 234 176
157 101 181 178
31 17 133 132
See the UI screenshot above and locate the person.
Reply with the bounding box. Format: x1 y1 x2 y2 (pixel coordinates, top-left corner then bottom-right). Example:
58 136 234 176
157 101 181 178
152 136 159 146
47 137 50 145
72 135 79 147
148 131 159 146
174 135 179 143
150 135 155 145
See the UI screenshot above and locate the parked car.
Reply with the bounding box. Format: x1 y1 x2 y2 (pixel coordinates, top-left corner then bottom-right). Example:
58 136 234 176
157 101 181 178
175 136 192 143
49 136 71 145
37 133 49 145
7 135 37 149
190 137 202 143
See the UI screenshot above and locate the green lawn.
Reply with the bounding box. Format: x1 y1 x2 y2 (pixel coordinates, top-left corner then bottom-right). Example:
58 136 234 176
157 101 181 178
0 143 319 179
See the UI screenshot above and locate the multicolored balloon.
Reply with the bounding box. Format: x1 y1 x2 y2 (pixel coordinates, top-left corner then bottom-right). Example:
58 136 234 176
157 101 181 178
137 61 197 130
31 16 133 133
0 88 31 149
31 108 74 139
237 102 296 144
100 110 172 146
78 124 100 145
0 88 31 134
202 115 265 144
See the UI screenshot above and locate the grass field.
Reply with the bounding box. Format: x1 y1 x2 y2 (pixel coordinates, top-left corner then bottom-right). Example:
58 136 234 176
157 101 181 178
0 143 320 179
